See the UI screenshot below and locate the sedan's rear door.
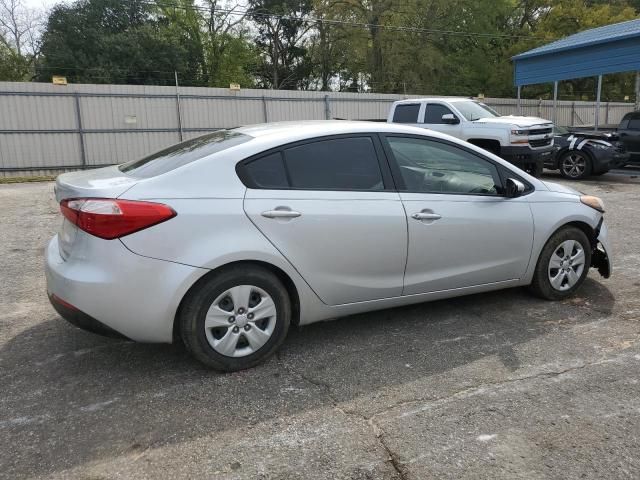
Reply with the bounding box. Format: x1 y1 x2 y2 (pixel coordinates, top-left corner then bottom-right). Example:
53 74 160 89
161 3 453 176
241 135 408 306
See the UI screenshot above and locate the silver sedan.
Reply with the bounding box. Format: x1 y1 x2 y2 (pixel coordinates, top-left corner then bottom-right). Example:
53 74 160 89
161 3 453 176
45 121 612 371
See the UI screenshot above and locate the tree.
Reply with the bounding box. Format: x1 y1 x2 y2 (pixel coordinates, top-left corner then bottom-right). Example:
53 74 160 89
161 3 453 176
36 0 202 84
247 0 314 89
0 0 42 80
200 0 259 87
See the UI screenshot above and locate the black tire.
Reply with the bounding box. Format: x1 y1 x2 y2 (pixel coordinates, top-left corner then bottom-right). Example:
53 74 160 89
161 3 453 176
559 150 592 180
527 161 543 178
529 226 592 300
179 265 291 372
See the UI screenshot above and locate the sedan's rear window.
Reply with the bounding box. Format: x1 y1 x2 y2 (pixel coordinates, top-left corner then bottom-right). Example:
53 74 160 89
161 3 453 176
119 130 251 178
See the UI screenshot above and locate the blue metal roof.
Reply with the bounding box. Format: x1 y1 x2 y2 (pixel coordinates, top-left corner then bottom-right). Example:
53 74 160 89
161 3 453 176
513 19 640 60
512 19 640 86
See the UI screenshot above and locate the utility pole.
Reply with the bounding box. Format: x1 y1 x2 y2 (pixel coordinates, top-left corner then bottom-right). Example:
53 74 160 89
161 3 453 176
174 71 184 142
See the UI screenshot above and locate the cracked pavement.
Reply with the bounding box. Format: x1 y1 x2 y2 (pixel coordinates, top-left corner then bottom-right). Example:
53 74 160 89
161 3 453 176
1 172 640 479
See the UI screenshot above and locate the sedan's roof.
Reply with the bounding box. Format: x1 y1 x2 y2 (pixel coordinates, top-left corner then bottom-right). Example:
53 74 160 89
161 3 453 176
235 120 430 138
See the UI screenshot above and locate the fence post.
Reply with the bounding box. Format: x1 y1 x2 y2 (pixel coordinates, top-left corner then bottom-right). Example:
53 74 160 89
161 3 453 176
324 94 331 119
73 92 87 167
262 96 268 122
605 102 610 125
571 102 575 126
537 98 542 118
174 71 184 142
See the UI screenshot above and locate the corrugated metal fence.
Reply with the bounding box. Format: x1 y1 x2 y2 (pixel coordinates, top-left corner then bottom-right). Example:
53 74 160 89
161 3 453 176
0 81 634 177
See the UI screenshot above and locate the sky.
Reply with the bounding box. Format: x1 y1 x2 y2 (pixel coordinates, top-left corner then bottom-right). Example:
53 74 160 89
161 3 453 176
24 0 60 9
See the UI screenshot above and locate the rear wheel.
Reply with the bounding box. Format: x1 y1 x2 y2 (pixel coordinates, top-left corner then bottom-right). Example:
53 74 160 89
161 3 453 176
180 265 291 371
529 227 592 300
559 151 592 180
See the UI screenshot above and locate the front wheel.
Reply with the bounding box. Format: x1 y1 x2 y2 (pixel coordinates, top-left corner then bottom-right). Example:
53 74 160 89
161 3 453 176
559 151 592 180
529 227 592 300
179 265 291 372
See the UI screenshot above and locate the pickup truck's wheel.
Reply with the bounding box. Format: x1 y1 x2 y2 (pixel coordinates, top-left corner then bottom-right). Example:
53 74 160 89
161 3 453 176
179 265 291 372
529 226 592 300
559 151 592 180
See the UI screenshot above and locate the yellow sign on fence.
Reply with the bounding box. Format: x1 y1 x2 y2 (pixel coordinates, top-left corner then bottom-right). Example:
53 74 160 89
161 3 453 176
52 76 68 85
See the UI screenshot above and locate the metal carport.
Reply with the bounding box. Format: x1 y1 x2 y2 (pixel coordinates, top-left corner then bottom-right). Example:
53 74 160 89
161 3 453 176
512 19 640 128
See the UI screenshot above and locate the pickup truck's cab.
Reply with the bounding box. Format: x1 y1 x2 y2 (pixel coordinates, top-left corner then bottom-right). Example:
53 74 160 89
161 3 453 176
387 97 555 176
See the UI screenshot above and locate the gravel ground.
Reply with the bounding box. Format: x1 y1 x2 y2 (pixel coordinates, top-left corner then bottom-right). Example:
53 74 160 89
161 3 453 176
1 172 639 480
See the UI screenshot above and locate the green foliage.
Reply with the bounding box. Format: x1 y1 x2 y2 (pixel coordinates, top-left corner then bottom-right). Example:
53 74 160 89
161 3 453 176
0 44 32 81
30 0 640 100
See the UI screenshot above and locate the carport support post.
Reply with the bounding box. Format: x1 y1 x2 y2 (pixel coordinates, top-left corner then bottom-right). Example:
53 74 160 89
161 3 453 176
635 72 640 111
595 75 602 131
552 81 558 125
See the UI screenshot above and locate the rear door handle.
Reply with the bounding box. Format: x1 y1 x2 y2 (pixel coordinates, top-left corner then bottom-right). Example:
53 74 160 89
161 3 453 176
412 212 442 221
261 209 301 219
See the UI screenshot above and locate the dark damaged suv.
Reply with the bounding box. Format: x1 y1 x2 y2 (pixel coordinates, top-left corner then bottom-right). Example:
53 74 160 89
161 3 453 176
546 126 629 180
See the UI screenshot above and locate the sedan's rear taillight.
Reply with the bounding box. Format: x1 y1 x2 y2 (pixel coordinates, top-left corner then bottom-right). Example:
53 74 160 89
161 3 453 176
60 198 176 240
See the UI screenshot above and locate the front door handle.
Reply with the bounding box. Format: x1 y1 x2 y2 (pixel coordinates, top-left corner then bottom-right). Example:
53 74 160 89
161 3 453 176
412 212 442 221
261 209 301 219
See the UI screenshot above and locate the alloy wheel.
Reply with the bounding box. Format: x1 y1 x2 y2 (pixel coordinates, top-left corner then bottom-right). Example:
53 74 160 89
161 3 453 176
561 152 587 178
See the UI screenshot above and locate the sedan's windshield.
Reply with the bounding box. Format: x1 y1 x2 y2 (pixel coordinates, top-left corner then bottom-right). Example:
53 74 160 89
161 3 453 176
454 101 500 121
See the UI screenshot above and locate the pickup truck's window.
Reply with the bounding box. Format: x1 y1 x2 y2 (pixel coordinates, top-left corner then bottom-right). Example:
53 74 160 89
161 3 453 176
244 152 288 188
120 130 251 178
283 137 383 190
386 137 501 195
424 104 455 124
453 101 500 121
392 104 420 123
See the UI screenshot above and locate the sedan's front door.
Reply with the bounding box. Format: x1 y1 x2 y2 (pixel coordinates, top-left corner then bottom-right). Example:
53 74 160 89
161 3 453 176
382 135 534 295
241 135 408 305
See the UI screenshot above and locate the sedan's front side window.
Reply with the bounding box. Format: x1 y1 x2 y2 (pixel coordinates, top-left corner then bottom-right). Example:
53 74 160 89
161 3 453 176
386 137 501 195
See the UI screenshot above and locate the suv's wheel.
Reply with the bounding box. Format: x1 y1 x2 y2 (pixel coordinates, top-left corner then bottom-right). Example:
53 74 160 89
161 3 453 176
559 151 592 180
180 265 291 371
529 226 592 300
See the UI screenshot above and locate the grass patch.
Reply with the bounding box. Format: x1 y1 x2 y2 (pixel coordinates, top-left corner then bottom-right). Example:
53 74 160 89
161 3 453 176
0 175 55 184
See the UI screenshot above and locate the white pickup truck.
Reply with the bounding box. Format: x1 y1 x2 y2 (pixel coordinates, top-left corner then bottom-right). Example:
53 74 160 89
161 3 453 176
387 97 555 176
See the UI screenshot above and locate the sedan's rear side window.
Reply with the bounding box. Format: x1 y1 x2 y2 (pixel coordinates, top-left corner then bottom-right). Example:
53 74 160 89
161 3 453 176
243 152 288 188
120 130 251 179
239 136 384 191
284 137 383 190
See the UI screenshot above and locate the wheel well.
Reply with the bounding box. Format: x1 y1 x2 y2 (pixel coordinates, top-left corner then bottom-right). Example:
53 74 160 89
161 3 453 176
173 260 301 343
467 139 501 155
554 221 597 250
559 147 593 165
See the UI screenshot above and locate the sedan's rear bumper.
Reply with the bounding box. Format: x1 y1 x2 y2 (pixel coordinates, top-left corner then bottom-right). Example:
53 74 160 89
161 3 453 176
45 234 206 343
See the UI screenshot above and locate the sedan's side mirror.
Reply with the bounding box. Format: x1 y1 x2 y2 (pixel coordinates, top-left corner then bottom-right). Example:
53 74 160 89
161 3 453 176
505 178 525 198
442 113 460 124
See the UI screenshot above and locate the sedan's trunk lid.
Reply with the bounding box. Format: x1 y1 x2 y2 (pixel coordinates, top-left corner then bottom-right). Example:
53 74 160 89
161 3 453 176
54 165 137 202
54 166 139 259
